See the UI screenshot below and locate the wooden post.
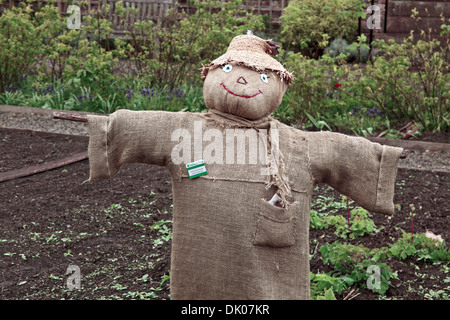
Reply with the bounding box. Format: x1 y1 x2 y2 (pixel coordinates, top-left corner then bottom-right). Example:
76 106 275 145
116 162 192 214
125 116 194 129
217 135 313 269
53 111 89 122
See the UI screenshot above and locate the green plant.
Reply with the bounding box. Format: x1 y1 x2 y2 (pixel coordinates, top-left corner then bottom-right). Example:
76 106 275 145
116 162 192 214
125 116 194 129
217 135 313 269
305 112 332 131
282 52 331 125
388 232 450 262
358 16 449 132
310 272 348 299
151 220 173 248
117 0 264 89
348 206 379 239
324 38 350 61
345 36 370 63
281 45 386 132
33 2 79 83
409 204 416 236
0 3 43 91
160 271 170 288
310 194 379 240
424 289 448 300
280 0 365 56
325 36 370 64
319 242 396 295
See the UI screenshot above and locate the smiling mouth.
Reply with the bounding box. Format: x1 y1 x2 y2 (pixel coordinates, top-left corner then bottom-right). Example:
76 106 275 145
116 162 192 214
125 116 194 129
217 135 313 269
220 83 262 99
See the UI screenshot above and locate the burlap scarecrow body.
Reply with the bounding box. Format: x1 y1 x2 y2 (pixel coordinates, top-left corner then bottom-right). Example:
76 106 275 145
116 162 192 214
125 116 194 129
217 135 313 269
87 35 403 299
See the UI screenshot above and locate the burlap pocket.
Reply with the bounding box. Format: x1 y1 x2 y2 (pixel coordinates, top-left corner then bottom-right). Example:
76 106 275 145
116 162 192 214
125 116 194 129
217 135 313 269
253 199 298 248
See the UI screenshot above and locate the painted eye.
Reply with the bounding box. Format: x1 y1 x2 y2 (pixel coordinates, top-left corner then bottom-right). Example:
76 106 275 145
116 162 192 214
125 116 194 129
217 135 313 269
222 64 233 73
261 73 269 83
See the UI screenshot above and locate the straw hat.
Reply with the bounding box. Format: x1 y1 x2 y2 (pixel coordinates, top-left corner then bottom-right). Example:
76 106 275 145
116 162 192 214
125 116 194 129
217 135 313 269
201 34 294 84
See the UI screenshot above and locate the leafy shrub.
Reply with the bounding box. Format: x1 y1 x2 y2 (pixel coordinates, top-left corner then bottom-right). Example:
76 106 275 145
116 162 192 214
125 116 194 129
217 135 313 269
310 206 379 239
319 242 396 295
325 38 370 63
324 38 350 59
310 272 348 299
0 4 43 92
33 3 77 83
282 51 331 124
279 0 365 56
388 232 450 262
358 31 449 132
0 1 119 95
279 19 448 133
61 6 117 90
281 46 377 133
117 0 264 89
349 206 379 239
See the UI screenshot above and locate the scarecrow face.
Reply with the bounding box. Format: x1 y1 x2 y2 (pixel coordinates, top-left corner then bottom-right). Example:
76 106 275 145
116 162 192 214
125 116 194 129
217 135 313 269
203 63 288 120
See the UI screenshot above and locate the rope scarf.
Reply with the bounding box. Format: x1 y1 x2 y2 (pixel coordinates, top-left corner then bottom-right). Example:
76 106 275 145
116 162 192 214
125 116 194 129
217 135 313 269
202 109 292 206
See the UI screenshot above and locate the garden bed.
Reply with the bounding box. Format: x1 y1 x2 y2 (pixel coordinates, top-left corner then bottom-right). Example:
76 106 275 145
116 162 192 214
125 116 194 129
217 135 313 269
0 128 449 300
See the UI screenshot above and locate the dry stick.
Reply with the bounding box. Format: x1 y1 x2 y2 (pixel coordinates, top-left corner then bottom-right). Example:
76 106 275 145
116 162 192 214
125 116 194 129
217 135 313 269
0 151 88 183
343 288 361 300
0 112 92 183
52 111 88 122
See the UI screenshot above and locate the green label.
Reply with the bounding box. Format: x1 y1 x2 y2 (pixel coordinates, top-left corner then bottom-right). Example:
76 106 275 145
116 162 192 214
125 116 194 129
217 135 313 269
186 160 207 179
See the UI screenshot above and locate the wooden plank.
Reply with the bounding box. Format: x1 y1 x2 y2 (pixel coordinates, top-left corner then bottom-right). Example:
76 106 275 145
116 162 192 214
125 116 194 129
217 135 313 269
141 1 147 20
95 0 292 35
0 152 88 183
366 137 450 152
149 2 154 19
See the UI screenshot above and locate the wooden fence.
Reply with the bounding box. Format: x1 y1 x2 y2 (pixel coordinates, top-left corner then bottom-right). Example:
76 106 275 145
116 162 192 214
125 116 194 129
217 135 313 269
2 0 448 42
102 0 173 33
100 0 290 33
0 0 290 32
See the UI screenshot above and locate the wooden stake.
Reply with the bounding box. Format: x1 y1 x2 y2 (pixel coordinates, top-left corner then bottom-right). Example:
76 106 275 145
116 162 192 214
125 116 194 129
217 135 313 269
53 111 88 123
0 152 88 183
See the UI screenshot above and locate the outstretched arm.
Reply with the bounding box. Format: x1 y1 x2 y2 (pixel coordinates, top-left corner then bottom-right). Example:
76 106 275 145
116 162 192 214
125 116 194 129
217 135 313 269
87 109 187 181
307 131 403 215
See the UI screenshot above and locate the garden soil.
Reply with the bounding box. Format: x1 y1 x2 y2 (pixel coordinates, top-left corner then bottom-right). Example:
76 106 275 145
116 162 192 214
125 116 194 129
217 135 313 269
0 128 449 300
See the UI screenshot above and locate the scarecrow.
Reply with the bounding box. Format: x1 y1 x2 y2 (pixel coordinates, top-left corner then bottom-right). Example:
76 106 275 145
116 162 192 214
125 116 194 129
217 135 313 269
85 34 403 299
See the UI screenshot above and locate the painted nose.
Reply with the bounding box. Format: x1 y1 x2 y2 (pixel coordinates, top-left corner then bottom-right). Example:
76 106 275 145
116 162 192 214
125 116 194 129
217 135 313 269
237 76 248 85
